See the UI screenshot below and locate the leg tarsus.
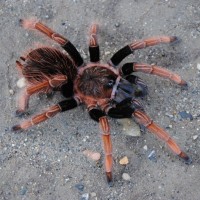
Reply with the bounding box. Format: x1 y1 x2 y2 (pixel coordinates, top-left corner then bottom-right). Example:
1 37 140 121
106 172 113 187
179 152 192 165
15 109 27 118
11 124 23 132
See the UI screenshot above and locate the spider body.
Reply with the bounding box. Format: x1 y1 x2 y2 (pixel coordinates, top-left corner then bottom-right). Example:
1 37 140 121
13 19 191 186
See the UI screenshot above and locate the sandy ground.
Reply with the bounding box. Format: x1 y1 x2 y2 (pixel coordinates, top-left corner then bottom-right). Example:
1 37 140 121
1 0 200 199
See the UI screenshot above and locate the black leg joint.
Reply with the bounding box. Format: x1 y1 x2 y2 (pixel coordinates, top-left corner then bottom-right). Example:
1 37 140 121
121 63 135 75
89 109 105 122
89 46 100 62
62 41 84 67
125 74 137 83
110 45 132 66
58 99 77 112
60 80 74 98
107 106 134 118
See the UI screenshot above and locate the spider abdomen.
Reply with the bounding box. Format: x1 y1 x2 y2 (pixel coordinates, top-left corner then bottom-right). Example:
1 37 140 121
22 47 78 85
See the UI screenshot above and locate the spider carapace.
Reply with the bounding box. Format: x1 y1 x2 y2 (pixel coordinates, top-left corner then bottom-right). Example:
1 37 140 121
12 19 191 186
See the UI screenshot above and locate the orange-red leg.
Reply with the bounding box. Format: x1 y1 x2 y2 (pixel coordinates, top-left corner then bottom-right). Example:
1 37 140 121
109 36 177 66
89 24 98 47
16 75 67 116
12 105 61 131
129 36 176 50
133 110 191 164
20 18 67 45
133 63 187 86
12 98 79 131
99 117 113 186
20 19 84 67
121 62 187 86
89 24 100 62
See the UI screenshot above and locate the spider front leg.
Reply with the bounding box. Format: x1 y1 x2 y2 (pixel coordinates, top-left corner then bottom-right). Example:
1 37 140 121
12 98 79 131
109 36 177 67
16 74 68 117
89 109 113 186
121 62 187 86
133 110 192 164
89 24 100 63
20 19 84 67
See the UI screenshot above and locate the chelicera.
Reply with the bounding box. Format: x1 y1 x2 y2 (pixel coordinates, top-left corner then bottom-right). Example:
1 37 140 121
12 19 191 186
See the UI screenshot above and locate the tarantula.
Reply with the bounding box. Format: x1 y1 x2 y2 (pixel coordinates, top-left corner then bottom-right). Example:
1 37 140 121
12 19 191 186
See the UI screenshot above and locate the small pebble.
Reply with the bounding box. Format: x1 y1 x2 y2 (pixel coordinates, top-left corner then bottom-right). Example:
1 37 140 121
104 51 111 56
143 145 148 151
81 193 89 200
197 63 200 70
115 23 120 27
83 150 101 161
17 78 26 88
119 156 129 165
19 186 27 195
117 118 141 136
82 54 87 59
179 111 193 121
75 183 84 192
165 113 174 118
148 150 157 162
193 135 198 140
90 192 96 197
9 89 14 95
122 173 131 181
168 124 173 128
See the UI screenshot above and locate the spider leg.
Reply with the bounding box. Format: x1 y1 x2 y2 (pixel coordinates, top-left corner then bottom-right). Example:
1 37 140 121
107 102 191 164
20 19 84 67
121 62 187 86
133 110 192 164
60 80 74 98
12 98 79 131
89 24 100 63
89 108 113 186
108 36 177 67
16 75 68 117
